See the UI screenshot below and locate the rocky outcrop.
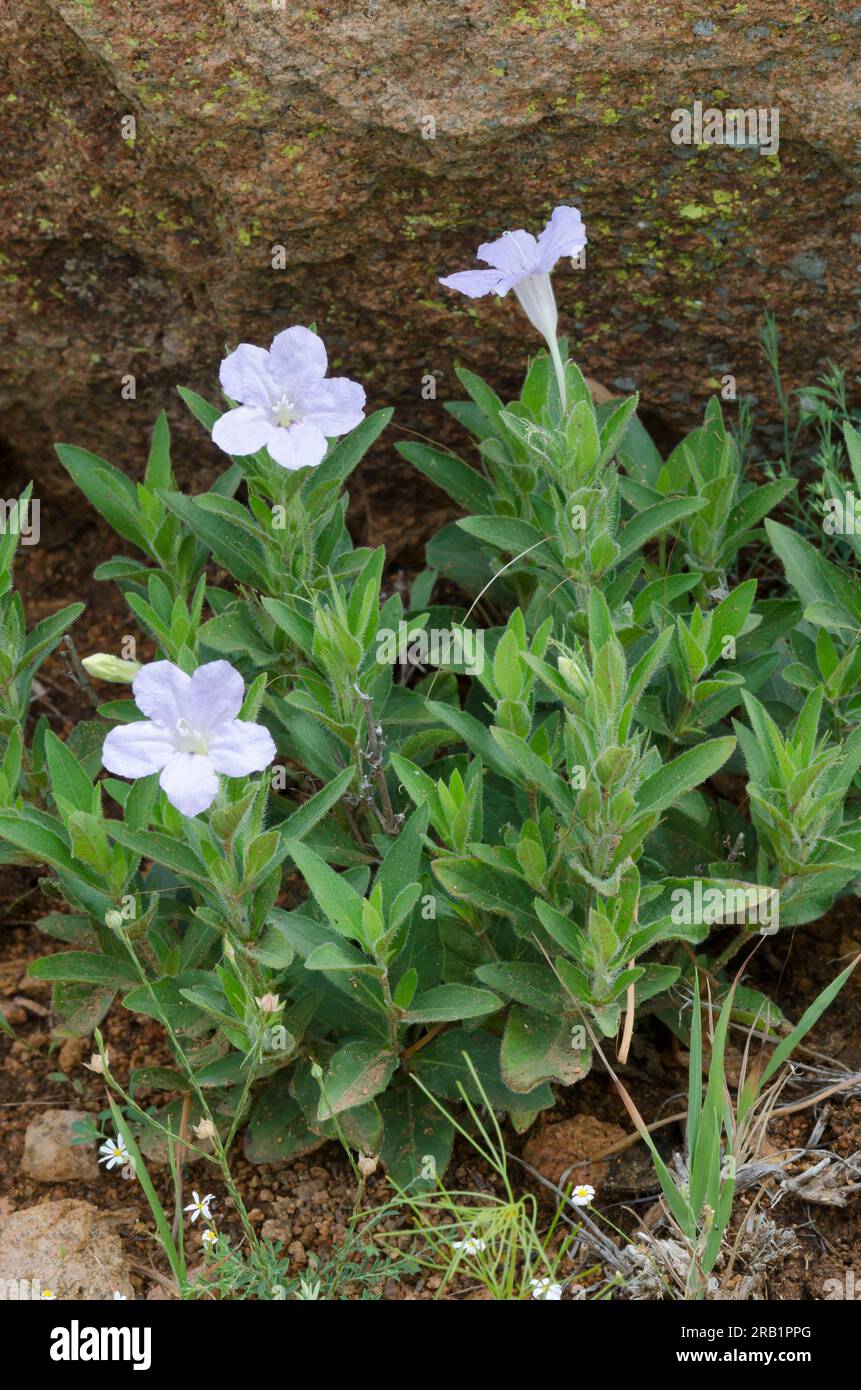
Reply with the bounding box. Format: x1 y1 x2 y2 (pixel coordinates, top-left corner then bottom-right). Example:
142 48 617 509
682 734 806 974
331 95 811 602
1 2 858 551
20 1109 100 1183
0 1199 134 1299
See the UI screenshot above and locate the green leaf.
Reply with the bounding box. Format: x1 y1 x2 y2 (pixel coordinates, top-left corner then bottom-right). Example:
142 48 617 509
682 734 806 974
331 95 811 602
29 951 136 989
457 515 546 557
102 824 206 881
501 1007 590 1091
0 811 77 875
245 1073 323 1164
616 497 707 563
766 519 861 631
474 961 565 1015
159 491 268 585
284 838 365 939
402 983 501 1024
379 1081 455 1189
395 441 493 514
54 445 148 551
317 1043 398 1120
638 737 735 816
45 730 95 816
311 409 393 489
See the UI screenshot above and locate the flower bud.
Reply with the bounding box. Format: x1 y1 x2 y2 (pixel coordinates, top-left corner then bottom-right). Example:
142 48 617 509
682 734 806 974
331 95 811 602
255 992 281 1014
357 1153 378 1178
192 1118 217 1141
105 910 124 931
84 1051 107 1074
81 654 142 683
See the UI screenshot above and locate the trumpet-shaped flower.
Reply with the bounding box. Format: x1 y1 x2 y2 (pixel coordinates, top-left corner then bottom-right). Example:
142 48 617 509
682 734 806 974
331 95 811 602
99 1135 130 1171
101 660 276 818
212 325 366 470
439 205 586 410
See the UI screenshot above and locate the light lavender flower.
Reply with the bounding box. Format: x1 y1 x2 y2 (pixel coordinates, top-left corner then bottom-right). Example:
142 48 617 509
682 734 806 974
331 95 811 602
439 205 587 411
101 659 276 817
212 325 366 470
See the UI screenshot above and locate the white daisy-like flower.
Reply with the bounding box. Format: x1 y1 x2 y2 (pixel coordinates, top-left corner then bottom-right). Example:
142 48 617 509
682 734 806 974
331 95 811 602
41 1289 56 1299
570 1183 595 1207
184 1191 216 1224
450 1236 487 1255
531 1277 563 1301
202 1228 218 1251
98 1135 130 1170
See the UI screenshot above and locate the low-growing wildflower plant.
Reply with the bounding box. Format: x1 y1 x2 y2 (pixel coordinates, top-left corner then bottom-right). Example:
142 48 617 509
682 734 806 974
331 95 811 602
0 198 858 1307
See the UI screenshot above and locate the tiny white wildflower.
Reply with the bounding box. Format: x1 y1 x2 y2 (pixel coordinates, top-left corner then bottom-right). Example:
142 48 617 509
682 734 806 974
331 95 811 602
41 1289 56 1300
113 1291 128 1300
184 1190 216 1223
451 1236 487 1255
531 1277 563 1301
202 1227 218 1250
570 1183 595 1207
98 1135 129 1170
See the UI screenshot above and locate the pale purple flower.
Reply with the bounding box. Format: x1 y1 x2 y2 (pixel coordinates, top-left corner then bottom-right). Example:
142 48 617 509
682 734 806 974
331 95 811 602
212 325 366 470
102 659 276 818
439 205 587 410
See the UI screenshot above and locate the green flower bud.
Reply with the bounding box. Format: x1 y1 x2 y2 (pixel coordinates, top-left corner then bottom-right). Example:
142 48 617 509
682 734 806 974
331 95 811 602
82 654 142 683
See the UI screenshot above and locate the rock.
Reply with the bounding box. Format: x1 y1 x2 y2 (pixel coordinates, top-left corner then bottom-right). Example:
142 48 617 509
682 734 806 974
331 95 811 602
0 962 21 994
522 1113 627 1191
0 1001 27 1028
20 1109 99 1182
0 1199 134 1299
57 1036 88 1073
1 2 858 543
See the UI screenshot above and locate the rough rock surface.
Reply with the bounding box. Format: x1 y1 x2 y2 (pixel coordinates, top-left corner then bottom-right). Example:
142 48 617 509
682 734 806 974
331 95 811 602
1 2 859 549
20 1108 100 1183
0 1198 134 1299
